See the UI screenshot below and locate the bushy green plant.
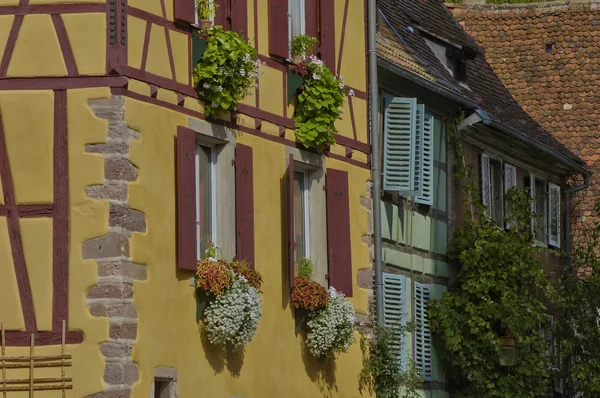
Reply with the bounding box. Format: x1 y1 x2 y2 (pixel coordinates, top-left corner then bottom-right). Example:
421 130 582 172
359 322 423 398
193 27 263 118
197 0 218 20
427 115 555 396
291 34 318 57
295 257 314 279
294 57 346 152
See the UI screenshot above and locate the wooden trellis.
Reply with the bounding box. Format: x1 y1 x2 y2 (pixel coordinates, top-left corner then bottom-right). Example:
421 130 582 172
0 321 72 396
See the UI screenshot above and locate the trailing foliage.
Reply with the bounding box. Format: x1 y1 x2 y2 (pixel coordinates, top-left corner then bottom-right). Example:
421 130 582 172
193 27 263 118
556 201 600 396
427 114 555 397
358 322 423 398
294 56 346 152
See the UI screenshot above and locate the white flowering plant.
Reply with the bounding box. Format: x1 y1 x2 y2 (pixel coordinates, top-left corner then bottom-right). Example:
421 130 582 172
193 27 265 118
195 242 264 350
293 56 348 152
305 287 356 360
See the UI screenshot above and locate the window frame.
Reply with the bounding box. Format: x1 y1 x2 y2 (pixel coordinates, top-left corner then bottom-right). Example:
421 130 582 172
530 173 548 247
488 156 504 226
293 166 311 262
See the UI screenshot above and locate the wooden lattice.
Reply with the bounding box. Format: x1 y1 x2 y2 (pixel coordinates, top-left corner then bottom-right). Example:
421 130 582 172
0 321 72 396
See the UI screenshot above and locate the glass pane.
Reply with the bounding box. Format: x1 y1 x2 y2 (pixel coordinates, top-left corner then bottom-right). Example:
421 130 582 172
294 171 305 264
289 0 305 39
490 161 503 225
535 181 546 241
198 145 212 257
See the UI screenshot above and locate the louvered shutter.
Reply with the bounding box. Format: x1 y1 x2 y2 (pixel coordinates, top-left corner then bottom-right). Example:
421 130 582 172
548 183 561 247
268 0 289 59
415 114 434 205
174 0 196 25
383 97 418 195
383 272 408 369
319 0 336 70
177 127 197 270
326 169 353 297
480 153 491 217
287 154 295 289
231 0 248 39
235 144 255 268
414 282 433 382
504 163 517 229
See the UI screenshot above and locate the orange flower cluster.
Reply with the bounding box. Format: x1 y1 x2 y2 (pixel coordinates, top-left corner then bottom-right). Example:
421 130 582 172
229 260 263 290
195 259 232 296
291 276 330 311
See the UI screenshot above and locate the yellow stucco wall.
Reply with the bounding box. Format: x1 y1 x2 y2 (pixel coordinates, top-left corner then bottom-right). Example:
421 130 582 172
62 13 107 76
124 97 372 397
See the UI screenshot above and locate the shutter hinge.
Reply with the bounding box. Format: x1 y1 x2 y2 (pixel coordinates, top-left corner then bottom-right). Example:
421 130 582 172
232 159 236 166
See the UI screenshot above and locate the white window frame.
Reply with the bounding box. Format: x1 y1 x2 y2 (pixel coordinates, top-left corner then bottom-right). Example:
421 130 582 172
288 0 306 58
196 142 217 260
294 166 311 261
530 173 548 247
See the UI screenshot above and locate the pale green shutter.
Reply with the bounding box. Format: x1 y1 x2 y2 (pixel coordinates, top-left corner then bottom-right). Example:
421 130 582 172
415 114 434 205
383 97 419 195
548 183 561 247
481 153 491 217
383 272 407 369
504 163 517 229
414 281 432 382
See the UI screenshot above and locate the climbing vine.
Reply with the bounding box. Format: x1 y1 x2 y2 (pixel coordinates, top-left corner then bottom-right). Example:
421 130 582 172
427 112 556 397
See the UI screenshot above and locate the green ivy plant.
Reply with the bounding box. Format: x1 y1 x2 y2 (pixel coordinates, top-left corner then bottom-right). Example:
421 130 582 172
427 113 556 397
193 26 263 118
359 321 423 398
292 56 347 152
556 201 600 396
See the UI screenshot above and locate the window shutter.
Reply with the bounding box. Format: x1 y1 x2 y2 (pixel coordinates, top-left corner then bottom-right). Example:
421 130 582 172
326 169 353 297
215 0 228 28
383 272 407 369
480 153 491 217
287 154 295 289
504 163 517 229
231 0 248 39
174 0 196 25
235 144 255 268
319 0 336 70
414 281 433 382
383 97 419 195
177 127 197 270
268 0 289 59
548 183 561 247
415 114 434 205
305 0 319 41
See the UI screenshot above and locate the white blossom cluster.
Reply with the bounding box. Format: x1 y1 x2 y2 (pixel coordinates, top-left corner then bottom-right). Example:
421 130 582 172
204 273 263 350
305 287 355 359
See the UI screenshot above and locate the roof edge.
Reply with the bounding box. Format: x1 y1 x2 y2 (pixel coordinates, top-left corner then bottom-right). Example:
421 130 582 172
447 0 600 13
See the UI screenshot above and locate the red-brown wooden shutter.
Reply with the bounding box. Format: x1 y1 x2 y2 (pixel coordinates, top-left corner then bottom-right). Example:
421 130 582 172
215 0 229 29
268 0 289 59
287 154 295 289
305 0 319 42
177 127 197 270
231 0 248 39
235 144 255 268
319 0 336 70
174 0 195 25
326 168 353 296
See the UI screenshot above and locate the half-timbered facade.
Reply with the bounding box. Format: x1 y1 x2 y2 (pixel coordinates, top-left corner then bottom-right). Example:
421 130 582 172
0 0 371 396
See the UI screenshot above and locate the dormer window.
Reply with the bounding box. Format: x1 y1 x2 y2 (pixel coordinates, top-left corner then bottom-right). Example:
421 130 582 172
446 47 467 81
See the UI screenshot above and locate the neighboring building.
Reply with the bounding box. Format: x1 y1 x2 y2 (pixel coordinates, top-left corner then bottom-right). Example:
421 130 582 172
451 0 600 232
0 1 371 397
372 0 588 395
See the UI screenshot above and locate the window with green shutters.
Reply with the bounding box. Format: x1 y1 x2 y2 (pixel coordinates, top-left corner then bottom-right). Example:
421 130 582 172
414 281 432 382
382 96 434 202
382 272 408 369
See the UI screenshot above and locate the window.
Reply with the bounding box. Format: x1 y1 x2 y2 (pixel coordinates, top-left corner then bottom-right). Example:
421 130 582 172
293 169 310 262
532 177 548 245
288 0 306 57
196 143 216 258
193 0 214 26
152 367 178 398
489 158 503 225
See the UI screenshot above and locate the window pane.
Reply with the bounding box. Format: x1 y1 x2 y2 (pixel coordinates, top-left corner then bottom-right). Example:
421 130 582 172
198 145 212 257
490 160 503 225
288 0 305 40
535 181 546 242
294 171 306 264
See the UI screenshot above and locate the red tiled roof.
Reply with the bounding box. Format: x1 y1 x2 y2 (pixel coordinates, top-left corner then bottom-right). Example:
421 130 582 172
452 0 600 217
